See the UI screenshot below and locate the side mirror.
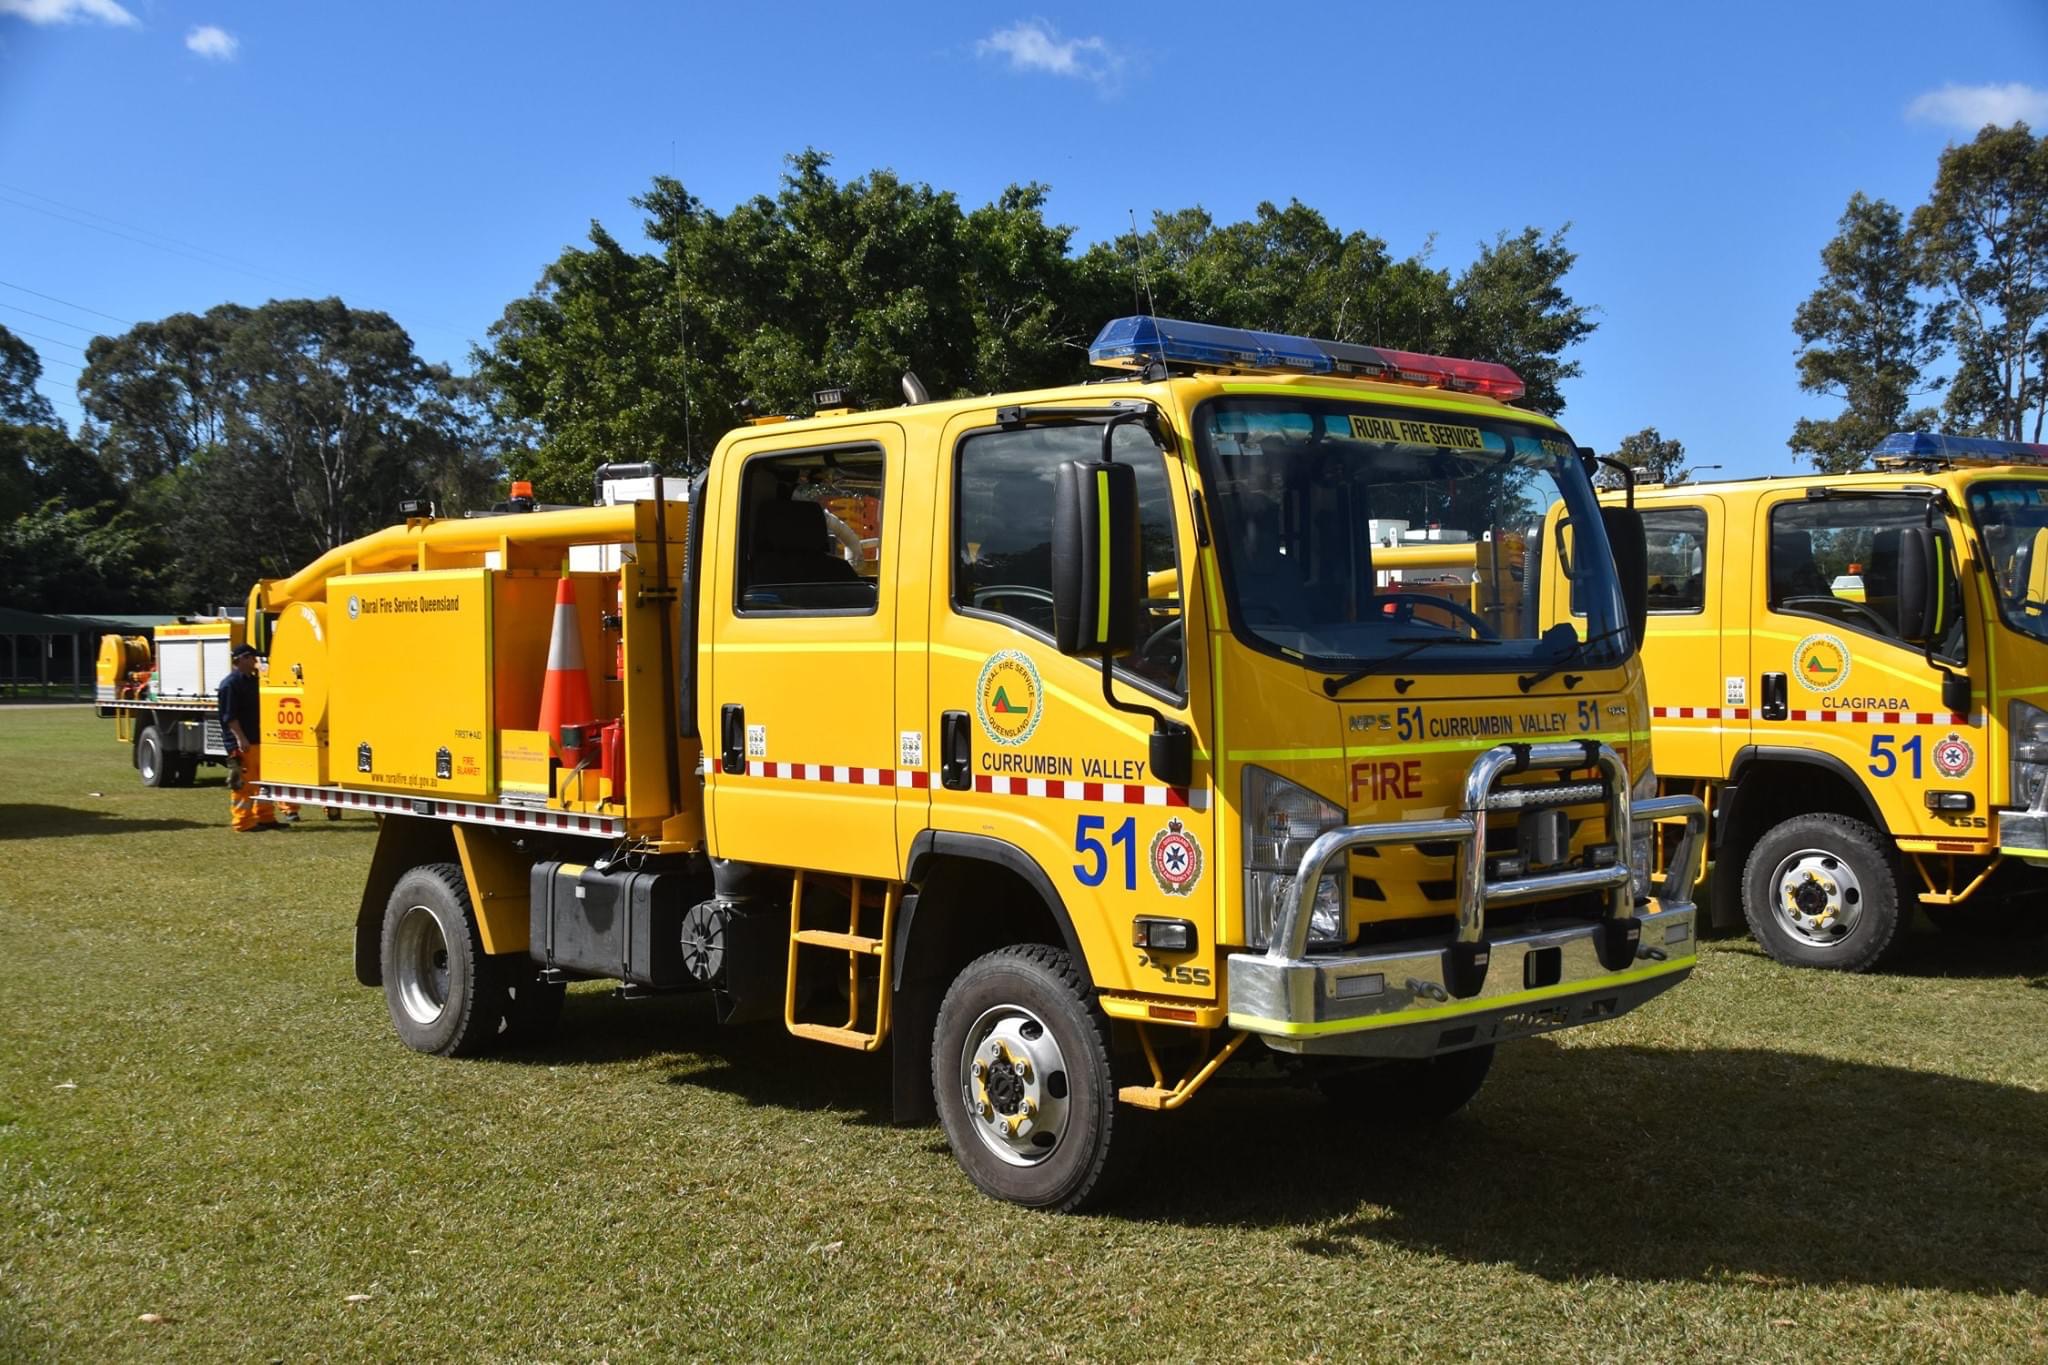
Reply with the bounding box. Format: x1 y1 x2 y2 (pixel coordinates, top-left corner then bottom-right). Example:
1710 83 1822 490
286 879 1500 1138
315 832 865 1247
1600 506 1649 650
1896 527 1936 643
1051 459 1141 658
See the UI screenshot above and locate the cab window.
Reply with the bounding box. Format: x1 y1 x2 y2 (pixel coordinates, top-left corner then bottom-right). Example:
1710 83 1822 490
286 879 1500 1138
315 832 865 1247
1643 508 1707 613
1767 497 1959 652
734 446 884 615
954 423 1185 696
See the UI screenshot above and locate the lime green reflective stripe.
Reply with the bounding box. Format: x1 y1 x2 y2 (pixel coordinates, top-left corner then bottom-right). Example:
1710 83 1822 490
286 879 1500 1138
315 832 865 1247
1095 468 1111 644
1228 956 1694 1038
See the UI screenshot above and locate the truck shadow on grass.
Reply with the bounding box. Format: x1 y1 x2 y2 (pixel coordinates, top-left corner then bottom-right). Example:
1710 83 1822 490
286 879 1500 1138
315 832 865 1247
1708 931 2048 982
0 803 212 838
1125 1038 2048 1294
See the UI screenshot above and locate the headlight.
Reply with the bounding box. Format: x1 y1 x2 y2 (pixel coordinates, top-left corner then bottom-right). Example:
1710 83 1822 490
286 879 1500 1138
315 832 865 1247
2013 701 2048 809
1629 759 1658 902
1242 766 1346 951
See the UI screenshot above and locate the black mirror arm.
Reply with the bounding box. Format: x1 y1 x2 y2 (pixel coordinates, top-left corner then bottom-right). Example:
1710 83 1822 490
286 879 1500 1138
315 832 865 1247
1098 660 1192 785
1099 408 1149 464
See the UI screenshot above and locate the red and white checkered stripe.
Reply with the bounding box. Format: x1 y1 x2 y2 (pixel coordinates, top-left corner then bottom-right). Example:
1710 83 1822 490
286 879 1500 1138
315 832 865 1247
724 761 1206 809
732 761 932 789
258 782 627 837
972 773 1205 808
1652 706 1974 726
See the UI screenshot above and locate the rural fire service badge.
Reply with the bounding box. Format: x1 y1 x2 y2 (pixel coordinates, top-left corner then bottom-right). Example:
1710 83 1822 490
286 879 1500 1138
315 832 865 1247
1934 732 1975 778
975 649 1043 747
1792 633 1851 692
1149 818 1203 896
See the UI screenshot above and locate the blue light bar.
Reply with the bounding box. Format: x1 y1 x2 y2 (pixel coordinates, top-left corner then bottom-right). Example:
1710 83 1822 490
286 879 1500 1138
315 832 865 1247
1874 431 2048 464
1086 316 1529 401
1090 316 1331 374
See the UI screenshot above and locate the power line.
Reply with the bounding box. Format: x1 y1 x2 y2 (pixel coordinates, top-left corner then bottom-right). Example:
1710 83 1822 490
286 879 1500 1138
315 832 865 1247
10 327 86 354
0 279 133 327
0 182 314 290
0 300 106 336
0 191 306 291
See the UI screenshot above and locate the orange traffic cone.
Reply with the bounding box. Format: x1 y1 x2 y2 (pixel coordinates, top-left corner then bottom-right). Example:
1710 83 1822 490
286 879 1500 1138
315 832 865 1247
538 577 595 769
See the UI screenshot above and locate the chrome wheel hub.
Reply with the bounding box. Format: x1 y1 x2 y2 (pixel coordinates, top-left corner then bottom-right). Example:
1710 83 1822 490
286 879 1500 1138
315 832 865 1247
393 904 451 1025
1769 848 1863 947
959 1004 1070 1167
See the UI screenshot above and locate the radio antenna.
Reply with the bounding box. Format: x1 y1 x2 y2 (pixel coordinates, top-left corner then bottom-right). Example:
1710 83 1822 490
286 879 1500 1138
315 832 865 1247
672 141 695 471
1127 208 1159 318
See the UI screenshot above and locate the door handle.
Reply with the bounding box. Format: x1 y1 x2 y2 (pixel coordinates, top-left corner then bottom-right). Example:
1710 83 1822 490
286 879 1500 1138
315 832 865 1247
721 702 746 774
941 710 971 791
1760 673 1787 722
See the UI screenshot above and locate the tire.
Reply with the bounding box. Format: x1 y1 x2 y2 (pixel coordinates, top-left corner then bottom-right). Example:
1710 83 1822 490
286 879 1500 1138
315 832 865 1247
1320 1044 1495 1123
1741 813 1905 971
378 863 507 1056
932 945 1122 1212
136 725 168 788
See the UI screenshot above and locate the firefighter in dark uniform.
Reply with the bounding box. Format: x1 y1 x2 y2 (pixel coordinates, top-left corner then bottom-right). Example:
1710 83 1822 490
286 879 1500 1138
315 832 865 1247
217 643 281 832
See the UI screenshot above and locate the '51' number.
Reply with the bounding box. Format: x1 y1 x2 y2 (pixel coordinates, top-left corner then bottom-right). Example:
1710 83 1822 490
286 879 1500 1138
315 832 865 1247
1073 815 1137 890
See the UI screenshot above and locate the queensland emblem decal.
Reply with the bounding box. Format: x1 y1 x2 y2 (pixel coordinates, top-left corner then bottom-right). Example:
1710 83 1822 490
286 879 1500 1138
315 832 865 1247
1934 732 1975 778
975 649 1043 747
1149 817 1204 896
1792 633 1851 692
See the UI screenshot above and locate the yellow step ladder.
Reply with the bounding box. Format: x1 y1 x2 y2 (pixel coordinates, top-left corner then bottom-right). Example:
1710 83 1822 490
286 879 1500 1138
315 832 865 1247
784 870 900 1051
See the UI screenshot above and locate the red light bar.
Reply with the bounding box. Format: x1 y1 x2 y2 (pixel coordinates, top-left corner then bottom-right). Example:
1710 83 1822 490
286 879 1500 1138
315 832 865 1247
1350 347 1526 403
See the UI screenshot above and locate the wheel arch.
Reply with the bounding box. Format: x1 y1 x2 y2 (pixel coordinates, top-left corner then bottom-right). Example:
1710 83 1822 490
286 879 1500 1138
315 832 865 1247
887 831 1092 1125
355 815 458 986
1716 746 1890 930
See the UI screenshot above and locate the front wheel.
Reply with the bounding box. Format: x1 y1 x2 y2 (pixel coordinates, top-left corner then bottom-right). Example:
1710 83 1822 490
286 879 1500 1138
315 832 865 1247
932 945 1121 1212
1741 813 1905 971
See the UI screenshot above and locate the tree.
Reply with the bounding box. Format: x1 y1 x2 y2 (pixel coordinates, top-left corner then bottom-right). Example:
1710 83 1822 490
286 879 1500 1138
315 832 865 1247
0 323 59 428
1788 193 1946 473
77 298 499 608
1599 427 1689 488
1909 122 2048 441
79 306 246 483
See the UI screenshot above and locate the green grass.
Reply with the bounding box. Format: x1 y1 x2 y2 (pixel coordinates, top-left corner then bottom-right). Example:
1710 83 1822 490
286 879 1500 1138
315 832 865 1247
4 708 2047 1362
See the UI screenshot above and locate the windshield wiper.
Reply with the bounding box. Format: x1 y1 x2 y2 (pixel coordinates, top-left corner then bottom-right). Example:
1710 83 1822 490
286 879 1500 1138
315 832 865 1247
1517 627 1629 694
1321 636 1498 696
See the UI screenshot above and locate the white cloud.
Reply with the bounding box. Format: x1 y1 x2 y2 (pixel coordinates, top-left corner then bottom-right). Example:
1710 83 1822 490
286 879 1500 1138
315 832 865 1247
976 19 1123 90
1905 82 2048 132
184 24 237 60
0 0 139 26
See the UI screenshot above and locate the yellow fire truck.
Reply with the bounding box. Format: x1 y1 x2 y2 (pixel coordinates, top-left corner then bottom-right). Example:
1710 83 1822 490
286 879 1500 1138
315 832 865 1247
248 317 1703 1209
1589 433 2048 970
95 617 243 786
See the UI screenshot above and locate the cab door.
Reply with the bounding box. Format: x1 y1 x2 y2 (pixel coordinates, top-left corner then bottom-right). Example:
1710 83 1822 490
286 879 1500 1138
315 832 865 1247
705 426 905 877
1744 490 1981 837
923 409 1216 999
1635 500 1724 779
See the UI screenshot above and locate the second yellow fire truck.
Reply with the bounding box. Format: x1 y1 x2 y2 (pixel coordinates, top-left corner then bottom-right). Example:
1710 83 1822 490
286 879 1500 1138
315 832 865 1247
245 317 1704 1208
1594 433 2048 970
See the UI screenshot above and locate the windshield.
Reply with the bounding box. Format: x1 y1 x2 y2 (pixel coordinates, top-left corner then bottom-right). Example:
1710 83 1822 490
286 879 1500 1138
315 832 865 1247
1194 397 1625 671
1966 480 2048 645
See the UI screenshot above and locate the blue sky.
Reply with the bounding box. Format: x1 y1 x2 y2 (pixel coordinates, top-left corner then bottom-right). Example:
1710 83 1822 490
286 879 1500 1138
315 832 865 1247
1 0 2044 478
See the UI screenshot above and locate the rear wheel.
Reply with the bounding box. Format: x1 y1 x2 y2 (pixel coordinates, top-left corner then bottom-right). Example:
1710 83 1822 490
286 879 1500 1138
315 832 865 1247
1320 1044 1495 1123
379 863 506 1056
1741 813 1905 971
136 725 168 788
933 945 1121 1212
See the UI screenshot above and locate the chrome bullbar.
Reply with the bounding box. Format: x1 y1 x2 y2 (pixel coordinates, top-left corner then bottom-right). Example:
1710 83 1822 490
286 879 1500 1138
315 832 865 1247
1227 741 1706 1057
